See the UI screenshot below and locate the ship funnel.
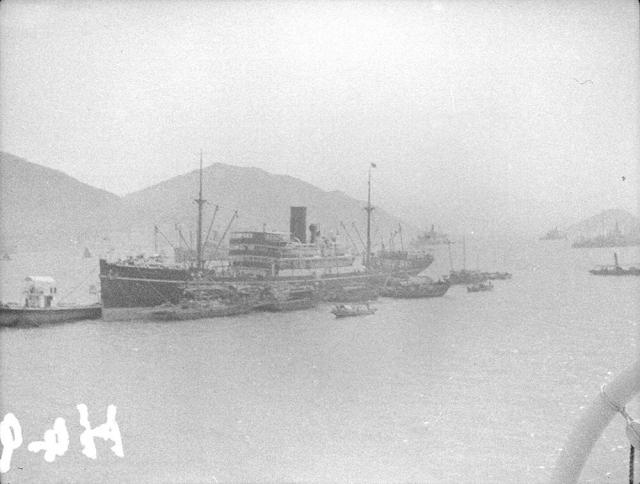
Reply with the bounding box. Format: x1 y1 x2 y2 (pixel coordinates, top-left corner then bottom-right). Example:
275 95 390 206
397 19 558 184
309 224 320 244
290 207 307 243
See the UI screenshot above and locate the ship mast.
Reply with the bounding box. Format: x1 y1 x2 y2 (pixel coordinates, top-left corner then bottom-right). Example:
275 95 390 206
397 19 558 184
195 150 207 270
365 163 376 267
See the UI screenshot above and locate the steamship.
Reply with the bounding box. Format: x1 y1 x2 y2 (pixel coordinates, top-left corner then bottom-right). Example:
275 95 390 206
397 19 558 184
99 163 433 309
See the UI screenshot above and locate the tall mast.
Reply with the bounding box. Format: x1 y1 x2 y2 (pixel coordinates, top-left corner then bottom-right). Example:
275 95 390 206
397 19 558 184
365 163 375 267
195 150 207 270
462 235 466 271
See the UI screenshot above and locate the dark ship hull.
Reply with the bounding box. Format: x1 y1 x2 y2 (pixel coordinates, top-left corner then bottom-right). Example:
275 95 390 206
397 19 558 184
0 304 102 327
99 255 433 309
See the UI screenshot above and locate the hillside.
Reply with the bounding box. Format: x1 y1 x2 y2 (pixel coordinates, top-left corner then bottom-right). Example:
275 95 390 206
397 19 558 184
564 208 639 238
0 152 122 252
0 153 415 254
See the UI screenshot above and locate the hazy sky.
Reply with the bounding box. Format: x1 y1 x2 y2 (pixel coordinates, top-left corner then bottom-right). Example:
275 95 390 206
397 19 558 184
1 0 638 233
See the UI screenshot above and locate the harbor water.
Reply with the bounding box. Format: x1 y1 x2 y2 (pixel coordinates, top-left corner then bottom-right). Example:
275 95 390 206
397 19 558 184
1 241 638 483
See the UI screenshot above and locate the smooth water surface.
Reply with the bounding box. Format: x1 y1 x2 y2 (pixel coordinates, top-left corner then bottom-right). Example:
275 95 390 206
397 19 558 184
1 242 638 482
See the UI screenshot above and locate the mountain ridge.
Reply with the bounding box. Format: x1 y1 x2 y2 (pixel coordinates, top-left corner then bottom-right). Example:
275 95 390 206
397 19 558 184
563 208 639 238
0 152 416 253
2 151 636 253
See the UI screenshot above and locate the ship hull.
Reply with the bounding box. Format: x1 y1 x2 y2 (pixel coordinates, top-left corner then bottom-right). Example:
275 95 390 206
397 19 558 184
99 258 432 308
0 305 102 327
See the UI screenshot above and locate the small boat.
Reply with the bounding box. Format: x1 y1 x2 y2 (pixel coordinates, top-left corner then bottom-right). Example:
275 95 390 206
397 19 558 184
467 281 494 292
380 277 450 298
147 301 251 321
331 303 377 318
589 252 640 276
540 227 566 240
0 276 101 327
443 269 487 285
479 271 512 280
254 286 317 312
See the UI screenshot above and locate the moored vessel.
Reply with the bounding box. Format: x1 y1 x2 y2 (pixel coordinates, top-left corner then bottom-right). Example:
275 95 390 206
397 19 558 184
466 281 494 292
479 271 512 280
589 252 640 276
380 276 449 298
443 269 487 285
147 301 251 321
254 285 318 312
0 276 101 327
99 161 433 310
331 303 377 318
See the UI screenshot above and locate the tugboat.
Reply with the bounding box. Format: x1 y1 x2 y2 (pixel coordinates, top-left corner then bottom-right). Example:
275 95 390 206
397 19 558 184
331 303 377 318
442 236 495 285
589 252 640 276
466 280 494 292
0 276 102 327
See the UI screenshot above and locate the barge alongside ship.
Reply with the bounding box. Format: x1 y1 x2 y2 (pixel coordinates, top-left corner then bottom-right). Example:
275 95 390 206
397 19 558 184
99 229 433 308
99 161 433 310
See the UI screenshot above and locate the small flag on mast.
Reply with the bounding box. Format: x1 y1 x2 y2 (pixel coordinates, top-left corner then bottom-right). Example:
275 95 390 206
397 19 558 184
371 163 377 168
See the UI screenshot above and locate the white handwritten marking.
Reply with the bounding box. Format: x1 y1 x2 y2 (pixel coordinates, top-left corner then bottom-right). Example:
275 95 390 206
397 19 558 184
77 404 124 459
0 413 23 473
27 417 69 462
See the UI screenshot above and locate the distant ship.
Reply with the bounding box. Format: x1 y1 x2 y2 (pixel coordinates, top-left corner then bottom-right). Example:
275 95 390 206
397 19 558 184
99 161 433 309
442 236 511 284
589 253 640 276
572 221 640 248
540 227 566 240
411 225 451 247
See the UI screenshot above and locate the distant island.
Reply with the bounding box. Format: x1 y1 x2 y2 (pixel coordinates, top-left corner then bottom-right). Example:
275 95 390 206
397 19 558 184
565 209 640 248
571 221 640 248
